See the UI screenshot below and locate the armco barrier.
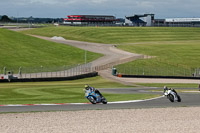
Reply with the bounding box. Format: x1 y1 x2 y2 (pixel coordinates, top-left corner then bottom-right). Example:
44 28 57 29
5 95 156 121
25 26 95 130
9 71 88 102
0 72 98 82
118 74 200 80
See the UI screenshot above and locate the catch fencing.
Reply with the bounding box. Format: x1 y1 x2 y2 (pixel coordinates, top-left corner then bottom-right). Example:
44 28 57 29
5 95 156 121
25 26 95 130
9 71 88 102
0 55 147 80
3 55 198 80
0 63 94 79
114 66 200 77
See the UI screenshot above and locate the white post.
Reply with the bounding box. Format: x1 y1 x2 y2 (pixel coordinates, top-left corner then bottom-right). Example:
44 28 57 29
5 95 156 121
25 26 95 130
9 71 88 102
85 44 87 64
85 49 87 64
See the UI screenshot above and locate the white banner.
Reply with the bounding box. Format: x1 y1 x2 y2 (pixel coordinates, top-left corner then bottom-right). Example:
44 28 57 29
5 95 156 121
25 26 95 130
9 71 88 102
165 18 200 22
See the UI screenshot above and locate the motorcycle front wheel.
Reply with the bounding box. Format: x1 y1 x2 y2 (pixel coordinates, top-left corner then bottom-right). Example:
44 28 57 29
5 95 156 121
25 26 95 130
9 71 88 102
88 96 96 104
169 94 174 102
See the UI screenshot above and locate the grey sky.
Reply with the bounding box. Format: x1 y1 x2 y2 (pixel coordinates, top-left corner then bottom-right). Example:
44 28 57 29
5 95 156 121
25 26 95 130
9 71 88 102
0 0 200 18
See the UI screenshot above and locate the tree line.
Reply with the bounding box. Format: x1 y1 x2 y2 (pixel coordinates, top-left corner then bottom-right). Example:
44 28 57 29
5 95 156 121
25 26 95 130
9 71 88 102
0 15 63 23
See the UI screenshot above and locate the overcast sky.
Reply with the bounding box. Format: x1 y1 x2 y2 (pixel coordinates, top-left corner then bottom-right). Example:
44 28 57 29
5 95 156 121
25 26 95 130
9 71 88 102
0 0 200 19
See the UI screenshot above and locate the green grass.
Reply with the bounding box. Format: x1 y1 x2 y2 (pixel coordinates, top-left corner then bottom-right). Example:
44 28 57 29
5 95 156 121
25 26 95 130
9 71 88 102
0 28 102 72
116 40 200 75
21 26 200 44
150 89 199 93
22 27 200 75
137 83 200 93
0 76 159 105
137 83 199 88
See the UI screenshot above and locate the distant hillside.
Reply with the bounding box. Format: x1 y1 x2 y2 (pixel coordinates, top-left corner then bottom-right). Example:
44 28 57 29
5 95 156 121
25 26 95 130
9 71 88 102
0 28 101 70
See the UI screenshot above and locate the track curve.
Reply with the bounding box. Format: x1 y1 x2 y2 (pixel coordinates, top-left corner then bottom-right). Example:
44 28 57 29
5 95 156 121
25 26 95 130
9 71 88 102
2 31 199 113
0 88 199 113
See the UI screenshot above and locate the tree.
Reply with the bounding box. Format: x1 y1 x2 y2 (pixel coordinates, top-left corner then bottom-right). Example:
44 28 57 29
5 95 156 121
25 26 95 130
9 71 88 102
0 15 12 22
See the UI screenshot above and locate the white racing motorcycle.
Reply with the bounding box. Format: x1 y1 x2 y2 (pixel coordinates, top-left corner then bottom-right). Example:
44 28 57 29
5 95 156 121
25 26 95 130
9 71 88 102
164 88 181 102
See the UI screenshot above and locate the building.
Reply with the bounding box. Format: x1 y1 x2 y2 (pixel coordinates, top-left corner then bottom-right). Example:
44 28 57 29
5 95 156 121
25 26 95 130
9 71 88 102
165 18 200 27
125 14 155 26
63 15 118 25
63 14 200 27
125 14 200 27
153 18 200 27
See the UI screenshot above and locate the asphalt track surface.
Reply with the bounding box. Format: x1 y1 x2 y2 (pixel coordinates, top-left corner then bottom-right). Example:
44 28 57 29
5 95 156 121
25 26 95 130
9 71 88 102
0 88 199 113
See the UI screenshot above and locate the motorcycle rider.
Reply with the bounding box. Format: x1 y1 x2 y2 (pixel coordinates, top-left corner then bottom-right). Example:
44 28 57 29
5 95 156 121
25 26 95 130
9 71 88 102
164 86 177 95
85 84 103 97
163 86 169 95
171 88 178 94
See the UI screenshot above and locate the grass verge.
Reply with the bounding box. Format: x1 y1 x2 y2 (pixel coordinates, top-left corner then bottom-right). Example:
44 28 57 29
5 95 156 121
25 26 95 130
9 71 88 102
137 83 199 88
0 76 159 105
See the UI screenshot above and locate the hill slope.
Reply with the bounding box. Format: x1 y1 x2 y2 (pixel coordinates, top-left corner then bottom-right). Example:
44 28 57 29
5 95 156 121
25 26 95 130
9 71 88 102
22 26 200 76
0 28 102 70
22 26 200 44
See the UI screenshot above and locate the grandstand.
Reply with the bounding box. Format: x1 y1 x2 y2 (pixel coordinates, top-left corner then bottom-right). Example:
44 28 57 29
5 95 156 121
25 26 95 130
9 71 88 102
125 14 155 26
63 15 118 25
125 14 200 27
62 13 200 27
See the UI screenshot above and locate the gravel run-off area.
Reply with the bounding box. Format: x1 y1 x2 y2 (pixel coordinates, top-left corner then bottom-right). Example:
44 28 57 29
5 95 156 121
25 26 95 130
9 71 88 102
0 107 200 133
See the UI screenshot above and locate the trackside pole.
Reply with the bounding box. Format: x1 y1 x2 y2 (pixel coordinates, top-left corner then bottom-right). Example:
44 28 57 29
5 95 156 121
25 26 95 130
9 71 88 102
199 84 200 91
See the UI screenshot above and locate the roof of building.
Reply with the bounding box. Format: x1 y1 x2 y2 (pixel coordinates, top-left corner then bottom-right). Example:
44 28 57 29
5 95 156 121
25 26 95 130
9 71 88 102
68 15 115 17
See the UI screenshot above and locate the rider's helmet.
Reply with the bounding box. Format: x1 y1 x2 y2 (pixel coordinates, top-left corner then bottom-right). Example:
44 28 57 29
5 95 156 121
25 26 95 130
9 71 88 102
85 84 90 90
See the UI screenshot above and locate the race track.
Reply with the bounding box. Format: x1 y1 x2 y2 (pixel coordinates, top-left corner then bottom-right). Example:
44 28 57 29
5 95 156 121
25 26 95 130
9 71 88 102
1 88 199 113
1 30 199 113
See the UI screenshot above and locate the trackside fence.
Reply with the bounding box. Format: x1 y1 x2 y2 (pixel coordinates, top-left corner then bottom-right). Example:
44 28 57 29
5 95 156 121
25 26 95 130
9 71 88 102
0 55 148 80
114 66 200 77
3 55 197 80
0 63 94 79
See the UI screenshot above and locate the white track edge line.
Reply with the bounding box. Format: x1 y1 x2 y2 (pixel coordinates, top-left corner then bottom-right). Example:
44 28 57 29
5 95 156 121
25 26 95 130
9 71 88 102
0 96 164 107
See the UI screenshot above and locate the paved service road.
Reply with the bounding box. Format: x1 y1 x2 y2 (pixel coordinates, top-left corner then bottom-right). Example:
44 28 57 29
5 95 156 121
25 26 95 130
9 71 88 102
0 88 199 113
31 35 143 67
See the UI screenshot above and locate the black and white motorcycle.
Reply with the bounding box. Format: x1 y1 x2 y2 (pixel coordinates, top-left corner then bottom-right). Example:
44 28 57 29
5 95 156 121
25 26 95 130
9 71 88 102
164 88 181 102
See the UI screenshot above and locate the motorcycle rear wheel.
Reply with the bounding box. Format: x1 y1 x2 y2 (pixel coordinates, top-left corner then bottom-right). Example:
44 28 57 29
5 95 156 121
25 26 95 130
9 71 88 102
101 97 107 104
177 95 181 102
